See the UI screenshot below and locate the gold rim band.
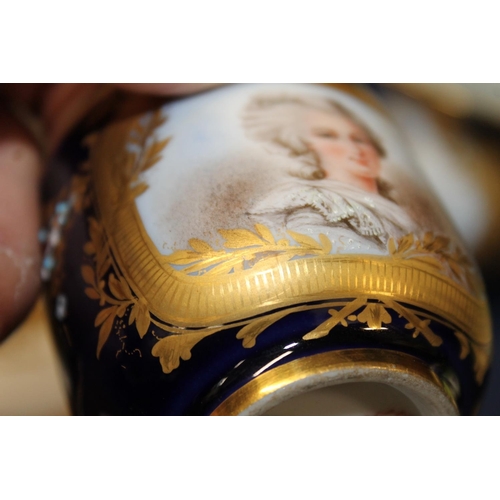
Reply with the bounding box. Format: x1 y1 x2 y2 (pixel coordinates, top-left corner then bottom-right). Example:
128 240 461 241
211 348 458 416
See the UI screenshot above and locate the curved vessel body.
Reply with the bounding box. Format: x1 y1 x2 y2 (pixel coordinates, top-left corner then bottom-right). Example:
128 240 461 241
43 84 492 415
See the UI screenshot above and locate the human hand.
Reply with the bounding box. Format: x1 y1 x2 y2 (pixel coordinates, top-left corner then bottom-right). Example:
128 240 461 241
0 84 216 340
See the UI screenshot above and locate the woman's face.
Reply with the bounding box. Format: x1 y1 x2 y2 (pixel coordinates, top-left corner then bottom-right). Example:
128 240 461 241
303 110 381 191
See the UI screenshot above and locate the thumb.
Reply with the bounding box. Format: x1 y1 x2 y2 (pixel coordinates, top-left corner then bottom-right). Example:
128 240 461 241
0 107 42 339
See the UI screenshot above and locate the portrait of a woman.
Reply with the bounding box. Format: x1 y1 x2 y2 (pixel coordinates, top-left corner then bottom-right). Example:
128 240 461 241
242 94 415 246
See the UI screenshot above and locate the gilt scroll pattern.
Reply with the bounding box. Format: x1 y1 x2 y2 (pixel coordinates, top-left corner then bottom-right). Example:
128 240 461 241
73 109 489 384
165 226 332 276
80 110 167 357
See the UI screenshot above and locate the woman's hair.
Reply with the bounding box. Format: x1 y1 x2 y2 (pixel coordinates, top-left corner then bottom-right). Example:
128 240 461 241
242 94 386 181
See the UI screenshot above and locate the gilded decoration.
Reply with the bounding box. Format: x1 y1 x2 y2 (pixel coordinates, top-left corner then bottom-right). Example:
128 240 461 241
73 109 491 382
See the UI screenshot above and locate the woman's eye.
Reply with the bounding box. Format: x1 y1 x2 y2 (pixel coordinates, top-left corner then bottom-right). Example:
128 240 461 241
314 129 337 139
352 136 368 144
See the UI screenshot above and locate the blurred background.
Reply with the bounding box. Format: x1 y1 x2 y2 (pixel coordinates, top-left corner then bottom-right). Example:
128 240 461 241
1 83 499 415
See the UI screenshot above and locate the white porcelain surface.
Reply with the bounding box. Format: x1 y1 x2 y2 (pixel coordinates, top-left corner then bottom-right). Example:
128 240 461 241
133 84 453 258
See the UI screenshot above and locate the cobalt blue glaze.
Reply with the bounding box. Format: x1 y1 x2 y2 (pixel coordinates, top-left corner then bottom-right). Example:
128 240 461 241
42 84 492 415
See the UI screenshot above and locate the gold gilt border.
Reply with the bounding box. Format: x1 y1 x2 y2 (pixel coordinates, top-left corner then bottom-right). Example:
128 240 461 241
211 348 459 416
83 110 492 384
89 115 490 345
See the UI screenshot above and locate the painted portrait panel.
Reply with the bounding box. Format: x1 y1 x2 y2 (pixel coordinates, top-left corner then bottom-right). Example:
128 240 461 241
133 84 452 257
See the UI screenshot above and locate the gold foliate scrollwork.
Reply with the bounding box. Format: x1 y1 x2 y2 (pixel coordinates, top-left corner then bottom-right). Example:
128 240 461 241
151 329 222 374
82 257 151 357
235 309 296 348
164 225 332 276
302 297 442 346
388 232 479 293
356 303 392 330
81 110 168 357
303 297 369 340
299 297 488 383
79 106 490 384
166 228 478 297
82 214 152 351
452 329 488 384
454 330 471 360
112 110 170 203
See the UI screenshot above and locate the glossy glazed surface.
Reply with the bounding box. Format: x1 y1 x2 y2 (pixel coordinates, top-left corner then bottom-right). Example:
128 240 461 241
43 84 492 415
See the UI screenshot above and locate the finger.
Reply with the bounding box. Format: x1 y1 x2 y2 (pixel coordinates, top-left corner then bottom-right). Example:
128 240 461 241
41 84 220 154
0 84 44 108
114 83 220 95
42 83 114 155
0 108 43 340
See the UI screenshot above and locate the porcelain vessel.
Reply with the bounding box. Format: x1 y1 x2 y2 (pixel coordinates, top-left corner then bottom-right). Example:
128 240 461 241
42 84 492 415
